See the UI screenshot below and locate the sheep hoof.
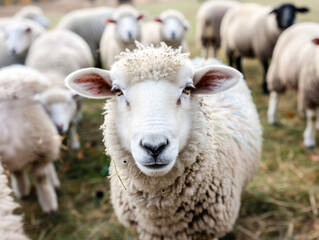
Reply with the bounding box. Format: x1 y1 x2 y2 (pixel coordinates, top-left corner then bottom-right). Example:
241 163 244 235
304 140 316 149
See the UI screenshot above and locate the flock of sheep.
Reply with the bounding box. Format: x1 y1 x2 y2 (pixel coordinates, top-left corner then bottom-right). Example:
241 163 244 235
0 0 317 239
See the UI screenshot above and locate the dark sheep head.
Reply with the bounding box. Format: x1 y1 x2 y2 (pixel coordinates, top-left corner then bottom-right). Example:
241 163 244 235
270 3 309 29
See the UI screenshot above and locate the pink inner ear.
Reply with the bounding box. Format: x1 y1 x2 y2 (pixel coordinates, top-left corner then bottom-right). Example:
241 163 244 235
75 73 111 96
195 70 232 90
25 27 31 33
154 17 162 23
312 38 319 45
106 18 116 24
137 14 144 21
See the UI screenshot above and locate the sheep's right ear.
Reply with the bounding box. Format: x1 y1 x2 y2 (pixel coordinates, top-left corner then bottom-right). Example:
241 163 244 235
312 38 319 45
296 7 309 13
154 17 163 23
64 68 113 99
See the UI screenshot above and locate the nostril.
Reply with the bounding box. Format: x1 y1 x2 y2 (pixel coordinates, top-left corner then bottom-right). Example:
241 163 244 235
140 139 169 158
56 124 63 133
10 49 16 55
171 32 176 39
128 31 133 39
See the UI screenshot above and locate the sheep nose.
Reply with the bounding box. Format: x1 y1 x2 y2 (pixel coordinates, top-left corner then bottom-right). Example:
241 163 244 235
128 31 133 39
171 32 176 39
140 139 169 159
56 124 63 134
10 49 16 55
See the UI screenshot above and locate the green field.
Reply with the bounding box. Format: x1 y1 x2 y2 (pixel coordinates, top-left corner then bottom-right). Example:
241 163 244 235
19 0 319 239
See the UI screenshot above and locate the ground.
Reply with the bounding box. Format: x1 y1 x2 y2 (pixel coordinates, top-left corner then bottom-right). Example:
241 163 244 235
1 0 319 239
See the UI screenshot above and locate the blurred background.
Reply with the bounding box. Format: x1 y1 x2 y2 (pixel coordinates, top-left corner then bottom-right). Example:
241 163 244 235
0 0 319 239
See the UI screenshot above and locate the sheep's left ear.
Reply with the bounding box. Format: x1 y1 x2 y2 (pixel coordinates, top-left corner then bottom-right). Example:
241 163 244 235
192 65 242 95
154 17 163 23
296 7 309 13
137 13 144 21
65 67 113 99
182 19 190 31
312 38 319 45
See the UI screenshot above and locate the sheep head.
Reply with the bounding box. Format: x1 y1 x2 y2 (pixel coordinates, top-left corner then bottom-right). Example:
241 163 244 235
65 43 242 177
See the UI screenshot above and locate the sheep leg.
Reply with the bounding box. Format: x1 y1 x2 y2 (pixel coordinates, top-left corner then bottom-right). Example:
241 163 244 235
213 46 217 59
228 51 234 67
236 56 243 74
48 162 60 188
303 109 316 148
298 87 306 119
201 37 209 59
10 169 30 199
316 108 319 130
267 91 280 125
70 122 80 150
31 163 58 213
262 60 269 94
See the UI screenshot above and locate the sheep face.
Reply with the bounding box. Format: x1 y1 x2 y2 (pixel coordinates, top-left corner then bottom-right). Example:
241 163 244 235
5 24 32 56
108 14 143 43
270 4 309 29
159 17 188 42
65 53 242 177
35 89 77 135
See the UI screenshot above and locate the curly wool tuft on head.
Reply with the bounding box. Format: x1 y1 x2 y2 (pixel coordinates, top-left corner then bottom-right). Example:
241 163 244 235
115 42 190 84
114 4 140 19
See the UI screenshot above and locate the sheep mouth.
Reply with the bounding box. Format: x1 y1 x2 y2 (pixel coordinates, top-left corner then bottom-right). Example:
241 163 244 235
143 163 169 170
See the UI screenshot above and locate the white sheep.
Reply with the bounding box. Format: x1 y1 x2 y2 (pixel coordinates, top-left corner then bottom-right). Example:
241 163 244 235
0 65 61 213
0 161 30 240
65 43 262 239
267 22 319 148
220 3 309 93
142 9 190 52
26 29 93 150
14 6 50 29
0 19 45 67
56 7 114 67
100 5 144 69
196 0 239 58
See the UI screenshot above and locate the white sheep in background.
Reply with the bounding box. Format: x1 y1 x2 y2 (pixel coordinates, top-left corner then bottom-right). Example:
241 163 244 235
0 19 45 67
196 0 239 58
56 7 114 68
0 161 30 240
267 22 319 148
14 6 50 29
100 5 144 69
142 9 190 52
220 3 309 93
65 43 262 239
0 65 61 213
26 29 93 149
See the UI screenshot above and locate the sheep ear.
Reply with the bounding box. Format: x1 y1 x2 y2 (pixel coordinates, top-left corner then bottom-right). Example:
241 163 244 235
137 13 144 21
192 65 242 95
25 27 32 33
154 17 163 23
296 7 309 13
269 8 279 15
182 19 190 31
64 68 113 99
106 18 117 24
312 38 319 45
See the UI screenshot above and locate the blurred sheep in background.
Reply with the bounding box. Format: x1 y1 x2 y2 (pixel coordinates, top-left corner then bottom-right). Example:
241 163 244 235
221 2 309 93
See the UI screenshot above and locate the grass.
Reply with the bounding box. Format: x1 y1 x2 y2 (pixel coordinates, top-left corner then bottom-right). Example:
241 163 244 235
17 0 319 239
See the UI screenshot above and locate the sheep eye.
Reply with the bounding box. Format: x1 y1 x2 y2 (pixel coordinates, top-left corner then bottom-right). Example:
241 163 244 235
182 84 195 94
111 86 123 96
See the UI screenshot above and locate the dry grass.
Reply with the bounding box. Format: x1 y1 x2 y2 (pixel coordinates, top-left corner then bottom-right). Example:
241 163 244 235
6 0 319 239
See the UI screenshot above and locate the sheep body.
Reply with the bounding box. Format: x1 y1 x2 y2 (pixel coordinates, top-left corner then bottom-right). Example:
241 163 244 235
267 22 319 147
196 0 239 58
0 161 29 240
142 9 189 52
56 7 114 67
0 65 60 212
65 44 261 239
26 29 93 149
100 5 143 68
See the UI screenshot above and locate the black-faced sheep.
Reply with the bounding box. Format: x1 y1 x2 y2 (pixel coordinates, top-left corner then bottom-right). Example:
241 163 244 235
220 2 309 93
267 22 319 148
64 43 262 239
